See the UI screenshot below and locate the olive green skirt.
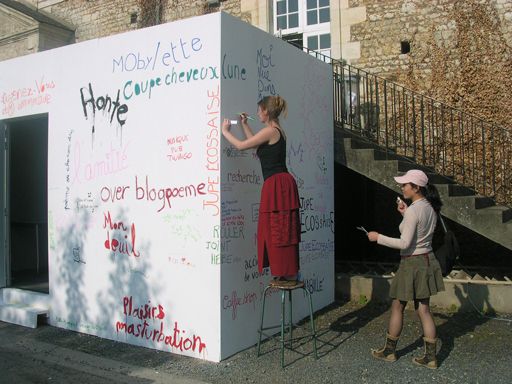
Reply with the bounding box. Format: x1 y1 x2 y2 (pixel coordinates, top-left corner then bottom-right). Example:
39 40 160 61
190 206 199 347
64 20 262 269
389 252 445 301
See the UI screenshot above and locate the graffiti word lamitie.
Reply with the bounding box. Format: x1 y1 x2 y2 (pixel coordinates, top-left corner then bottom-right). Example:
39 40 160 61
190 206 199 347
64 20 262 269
103 211 140 257
73 141 129 184
116 296 207 355
203 85 220 216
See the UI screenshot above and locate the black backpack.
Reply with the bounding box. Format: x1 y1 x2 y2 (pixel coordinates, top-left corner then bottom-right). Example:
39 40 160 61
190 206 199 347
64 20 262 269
432 214 460 276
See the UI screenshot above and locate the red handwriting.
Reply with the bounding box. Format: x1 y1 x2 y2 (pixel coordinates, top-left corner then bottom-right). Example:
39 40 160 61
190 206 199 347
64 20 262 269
1 77 55 116
167 134 192 162
73 141 129 184
98 176 208 212
115 297 206 354
101 184 130 202
223 290 258 320
135 175 206 212
203 86 220 216
103 211 140 257
123 296 165 320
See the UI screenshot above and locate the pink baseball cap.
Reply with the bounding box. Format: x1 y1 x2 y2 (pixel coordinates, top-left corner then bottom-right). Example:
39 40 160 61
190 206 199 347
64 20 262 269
394 169 428 187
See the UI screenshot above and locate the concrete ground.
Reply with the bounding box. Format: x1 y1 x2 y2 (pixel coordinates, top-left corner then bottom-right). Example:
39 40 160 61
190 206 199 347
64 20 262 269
1 300 511 384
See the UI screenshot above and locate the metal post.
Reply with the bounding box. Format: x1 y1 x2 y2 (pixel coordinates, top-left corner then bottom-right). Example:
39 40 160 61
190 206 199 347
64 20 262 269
420 97 425 163
384 80 389 155
481 121 486 195
412 95 417 161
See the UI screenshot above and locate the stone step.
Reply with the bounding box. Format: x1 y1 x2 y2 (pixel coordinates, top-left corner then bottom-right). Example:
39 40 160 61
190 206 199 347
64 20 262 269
474 196 496 210
373 150 413 162
0 288 50 329
0 303 48 328
448 184 476 197
2 288 50 308
474 206 512 224
425 173 456 184
337 130 512 250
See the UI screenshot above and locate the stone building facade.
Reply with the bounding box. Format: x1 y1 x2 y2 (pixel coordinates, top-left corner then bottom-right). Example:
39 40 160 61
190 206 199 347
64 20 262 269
348 0 512 128
1 0 512 127
0 0 74 61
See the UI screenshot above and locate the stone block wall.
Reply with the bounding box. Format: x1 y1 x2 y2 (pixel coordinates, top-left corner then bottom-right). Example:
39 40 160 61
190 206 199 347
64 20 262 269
348 0 512 128
40 0 243 43
0 34 38 62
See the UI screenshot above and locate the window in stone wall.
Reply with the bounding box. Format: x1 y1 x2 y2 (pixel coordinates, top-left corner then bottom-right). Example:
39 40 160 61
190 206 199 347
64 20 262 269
306 0 330 25
276 0 300 30
306 32 331 61
282 33 304 49
274 0 331 57
401 41 411 54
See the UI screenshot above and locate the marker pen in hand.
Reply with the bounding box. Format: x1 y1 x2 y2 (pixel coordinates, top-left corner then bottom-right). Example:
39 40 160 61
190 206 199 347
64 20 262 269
239 113 255 121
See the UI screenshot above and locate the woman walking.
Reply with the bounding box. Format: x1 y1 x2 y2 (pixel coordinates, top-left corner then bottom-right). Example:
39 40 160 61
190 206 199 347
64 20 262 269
221 96 300 281
367 169 445 369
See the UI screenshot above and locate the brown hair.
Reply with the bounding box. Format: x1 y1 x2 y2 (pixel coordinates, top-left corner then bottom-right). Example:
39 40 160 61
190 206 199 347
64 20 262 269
257 95 288 122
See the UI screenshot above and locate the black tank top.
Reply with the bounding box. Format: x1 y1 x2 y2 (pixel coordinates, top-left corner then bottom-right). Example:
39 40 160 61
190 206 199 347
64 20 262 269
256 128 288 180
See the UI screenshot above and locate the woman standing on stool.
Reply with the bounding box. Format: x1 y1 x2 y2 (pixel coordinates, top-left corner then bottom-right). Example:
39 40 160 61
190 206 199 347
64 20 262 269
367 169 445 369
221 95 300 282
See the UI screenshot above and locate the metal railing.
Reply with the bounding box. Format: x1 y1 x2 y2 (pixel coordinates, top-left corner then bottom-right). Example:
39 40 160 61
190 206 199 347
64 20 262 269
300 47 512 207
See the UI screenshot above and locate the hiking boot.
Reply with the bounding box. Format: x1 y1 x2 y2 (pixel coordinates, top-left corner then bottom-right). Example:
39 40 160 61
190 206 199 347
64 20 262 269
371 333 399 362
412 337 438 369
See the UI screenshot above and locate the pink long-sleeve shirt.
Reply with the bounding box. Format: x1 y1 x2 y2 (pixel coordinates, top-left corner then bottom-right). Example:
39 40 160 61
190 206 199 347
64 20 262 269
377 198 437 256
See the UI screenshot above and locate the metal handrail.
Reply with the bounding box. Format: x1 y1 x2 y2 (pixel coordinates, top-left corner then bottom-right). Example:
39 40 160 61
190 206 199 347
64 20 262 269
299 46 512 207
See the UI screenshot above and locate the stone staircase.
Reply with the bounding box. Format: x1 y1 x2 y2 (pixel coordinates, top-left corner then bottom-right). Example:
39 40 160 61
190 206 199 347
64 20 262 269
0 287 50 328
335 126 512 251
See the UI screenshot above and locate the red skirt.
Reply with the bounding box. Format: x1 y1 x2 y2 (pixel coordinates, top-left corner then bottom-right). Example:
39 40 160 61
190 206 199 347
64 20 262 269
257 172 301 276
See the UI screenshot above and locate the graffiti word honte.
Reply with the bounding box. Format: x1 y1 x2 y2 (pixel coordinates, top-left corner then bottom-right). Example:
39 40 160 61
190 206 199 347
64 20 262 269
80 83 129 131
103 211 140 257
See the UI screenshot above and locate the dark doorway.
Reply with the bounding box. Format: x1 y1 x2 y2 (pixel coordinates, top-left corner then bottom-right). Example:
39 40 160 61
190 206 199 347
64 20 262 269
5 114 48 293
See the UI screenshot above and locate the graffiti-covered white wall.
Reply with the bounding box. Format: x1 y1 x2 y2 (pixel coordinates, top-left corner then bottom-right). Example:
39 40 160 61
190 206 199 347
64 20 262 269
219 14 334 358
0 12 333 362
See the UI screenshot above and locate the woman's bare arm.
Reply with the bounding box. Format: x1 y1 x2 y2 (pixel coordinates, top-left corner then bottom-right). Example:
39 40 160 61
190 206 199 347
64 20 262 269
240 113 255 139
222 119 274 150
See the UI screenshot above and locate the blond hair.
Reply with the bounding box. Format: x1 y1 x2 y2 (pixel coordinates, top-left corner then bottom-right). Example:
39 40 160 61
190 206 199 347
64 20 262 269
257 95 288 122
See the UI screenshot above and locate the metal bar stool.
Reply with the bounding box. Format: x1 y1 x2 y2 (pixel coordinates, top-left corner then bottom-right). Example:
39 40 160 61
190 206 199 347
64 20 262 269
257 279 318 368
